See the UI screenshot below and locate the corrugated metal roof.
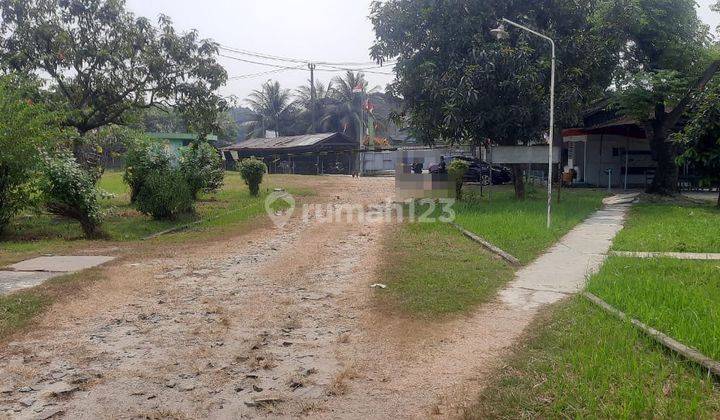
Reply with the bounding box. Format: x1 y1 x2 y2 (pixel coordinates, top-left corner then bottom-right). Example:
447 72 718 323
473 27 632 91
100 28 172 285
224 133 350 151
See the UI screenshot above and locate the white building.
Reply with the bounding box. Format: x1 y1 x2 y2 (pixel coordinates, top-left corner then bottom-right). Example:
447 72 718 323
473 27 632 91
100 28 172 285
562 115 657 189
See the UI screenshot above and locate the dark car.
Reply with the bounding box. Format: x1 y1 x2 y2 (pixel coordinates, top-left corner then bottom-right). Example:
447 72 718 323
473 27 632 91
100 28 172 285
429 156 512 185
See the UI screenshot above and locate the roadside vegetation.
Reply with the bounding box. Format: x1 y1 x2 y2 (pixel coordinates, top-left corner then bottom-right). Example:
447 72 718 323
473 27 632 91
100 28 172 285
0 172 312 267
612 201 720 253
376 222 513 316
454 186 607 263
467 298 720 418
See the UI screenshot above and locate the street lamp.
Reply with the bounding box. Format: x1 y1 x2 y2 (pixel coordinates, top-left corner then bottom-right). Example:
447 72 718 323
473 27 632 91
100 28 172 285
491 18 556 229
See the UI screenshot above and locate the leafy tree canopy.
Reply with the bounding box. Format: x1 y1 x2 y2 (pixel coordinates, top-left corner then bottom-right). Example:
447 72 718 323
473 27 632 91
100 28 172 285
0 74 65 233
607 0 720 194
370 0 622 146
0 0 228 140
675 78 720 206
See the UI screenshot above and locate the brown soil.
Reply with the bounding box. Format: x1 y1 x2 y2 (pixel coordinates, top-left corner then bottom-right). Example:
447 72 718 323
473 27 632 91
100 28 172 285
0 176 533 419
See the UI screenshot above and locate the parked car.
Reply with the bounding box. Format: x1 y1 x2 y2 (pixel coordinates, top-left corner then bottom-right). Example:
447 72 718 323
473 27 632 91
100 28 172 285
429 156 512 185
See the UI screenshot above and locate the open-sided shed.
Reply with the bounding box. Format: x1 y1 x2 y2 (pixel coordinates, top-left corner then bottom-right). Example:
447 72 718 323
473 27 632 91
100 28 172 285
223 132 358 175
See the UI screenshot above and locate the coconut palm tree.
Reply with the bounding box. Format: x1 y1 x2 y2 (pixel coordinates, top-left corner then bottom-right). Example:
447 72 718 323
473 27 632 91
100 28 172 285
244 80 296 138
296 80 335 133
320 71 380 143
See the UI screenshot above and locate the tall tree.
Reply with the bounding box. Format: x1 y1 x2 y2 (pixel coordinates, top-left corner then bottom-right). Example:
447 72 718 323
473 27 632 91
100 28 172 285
320 71 378 144
370 0 621 198
675 78 720 207
609 0 719 195
296 80 333 134
0 0 228 165
244 80 296 138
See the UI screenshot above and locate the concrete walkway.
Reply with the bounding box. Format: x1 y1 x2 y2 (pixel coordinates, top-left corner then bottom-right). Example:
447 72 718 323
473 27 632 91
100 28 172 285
500 196 635 310
0 256 115 295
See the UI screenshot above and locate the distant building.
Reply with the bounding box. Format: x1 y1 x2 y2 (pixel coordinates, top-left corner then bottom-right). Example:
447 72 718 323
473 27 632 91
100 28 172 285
223 132 357 175
147 132 219 157
562 107 657 189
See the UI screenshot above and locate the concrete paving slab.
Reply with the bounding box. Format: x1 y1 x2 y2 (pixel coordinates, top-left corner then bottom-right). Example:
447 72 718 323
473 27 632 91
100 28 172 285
9 256 115 272
499 198 631 310
0 271 59 295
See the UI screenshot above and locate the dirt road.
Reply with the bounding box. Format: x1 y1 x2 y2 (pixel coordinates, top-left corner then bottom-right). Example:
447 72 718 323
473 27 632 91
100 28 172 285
1 176 533 419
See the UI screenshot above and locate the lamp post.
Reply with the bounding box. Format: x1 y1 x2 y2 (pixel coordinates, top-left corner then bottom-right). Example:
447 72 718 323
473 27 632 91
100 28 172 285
491 18 556 229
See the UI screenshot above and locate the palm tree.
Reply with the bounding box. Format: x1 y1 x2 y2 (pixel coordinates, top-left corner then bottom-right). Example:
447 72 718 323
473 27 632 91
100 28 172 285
244 80 296 138
296 80 335 133
320 71 379 143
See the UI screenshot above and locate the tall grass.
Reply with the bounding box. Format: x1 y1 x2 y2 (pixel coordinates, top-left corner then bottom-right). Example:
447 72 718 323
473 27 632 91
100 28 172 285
588 257 720 360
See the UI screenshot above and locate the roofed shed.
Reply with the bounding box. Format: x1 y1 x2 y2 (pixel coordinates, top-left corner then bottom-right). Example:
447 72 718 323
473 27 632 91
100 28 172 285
223 132 358 175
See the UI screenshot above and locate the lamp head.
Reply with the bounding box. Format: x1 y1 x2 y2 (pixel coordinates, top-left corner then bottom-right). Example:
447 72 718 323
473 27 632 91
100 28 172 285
490 24 509 40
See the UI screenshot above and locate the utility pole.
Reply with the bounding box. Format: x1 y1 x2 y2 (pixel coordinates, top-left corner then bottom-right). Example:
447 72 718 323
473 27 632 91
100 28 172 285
308 63 317 133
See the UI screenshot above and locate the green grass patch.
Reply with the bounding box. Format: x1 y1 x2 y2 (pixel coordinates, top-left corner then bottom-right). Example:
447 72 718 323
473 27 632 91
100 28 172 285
612 203 720 253
468 298 720 418
587 257 720 360
375 222 514 316
0 269 103 340
453 187 607 264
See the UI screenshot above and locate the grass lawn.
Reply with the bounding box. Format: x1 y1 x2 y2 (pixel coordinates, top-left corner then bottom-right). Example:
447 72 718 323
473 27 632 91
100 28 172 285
375 222 514 316
587 257 720 360
612 203 720 253
0 171 312 266
453 186 607 264
467 298 720 419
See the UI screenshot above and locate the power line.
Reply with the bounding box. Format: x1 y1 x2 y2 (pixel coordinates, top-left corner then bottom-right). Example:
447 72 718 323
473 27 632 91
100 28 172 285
228 66 304 80
218 44 396 67
219 54 303 70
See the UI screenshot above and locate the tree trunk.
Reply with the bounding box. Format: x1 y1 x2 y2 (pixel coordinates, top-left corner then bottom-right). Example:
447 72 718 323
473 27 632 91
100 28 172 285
647 131 679 195
511 164 525 200
717 184 720 208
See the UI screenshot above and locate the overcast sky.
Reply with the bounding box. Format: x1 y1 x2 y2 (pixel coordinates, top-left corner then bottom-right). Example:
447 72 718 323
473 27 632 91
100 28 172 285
126 0 720 103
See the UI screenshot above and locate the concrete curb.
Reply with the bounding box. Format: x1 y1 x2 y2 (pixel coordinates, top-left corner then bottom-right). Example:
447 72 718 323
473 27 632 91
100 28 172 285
451 223 522 266
583 292 720 378
609 251 720 260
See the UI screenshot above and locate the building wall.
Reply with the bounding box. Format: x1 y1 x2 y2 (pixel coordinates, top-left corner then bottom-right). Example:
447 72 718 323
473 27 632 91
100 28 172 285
565 134 656 188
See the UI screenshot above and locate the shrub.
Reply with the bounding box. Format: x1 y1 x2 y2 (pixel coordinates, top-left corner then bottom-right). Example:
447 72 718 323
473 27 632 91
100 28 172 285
238 158 267 196
135 168 194 220
448 160 470 200
40 152 104 238
123 136 173 203
0 75 61 234
179 142 224 198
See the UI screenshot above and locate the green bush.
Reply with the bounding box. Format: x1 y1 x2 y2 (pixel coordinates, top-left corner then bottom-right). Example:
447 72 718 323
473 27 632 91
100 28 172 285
448 160 470 200
0 75 61 234
238 158 267 196
123 136 173 203
179 142 224 198
135 168 194 220
40 152 104 238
